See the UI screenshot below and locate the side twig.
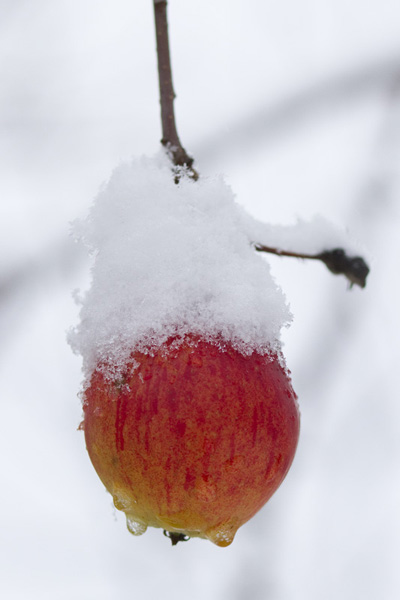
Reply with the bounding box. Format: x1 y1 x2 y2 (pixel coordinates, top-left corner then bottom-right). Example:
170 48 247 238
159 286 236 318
153 0 198 179
255 244 370 288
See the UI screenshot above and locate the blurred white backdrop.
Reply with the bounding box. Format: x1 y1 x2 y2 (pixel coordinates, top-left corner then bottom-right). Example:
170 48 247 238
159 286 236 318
1 1 399 599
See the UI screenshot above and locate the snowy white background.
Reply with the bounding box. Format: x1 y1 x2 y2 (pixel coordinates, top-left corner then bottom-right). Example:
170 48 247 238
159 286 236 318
1 1 399 599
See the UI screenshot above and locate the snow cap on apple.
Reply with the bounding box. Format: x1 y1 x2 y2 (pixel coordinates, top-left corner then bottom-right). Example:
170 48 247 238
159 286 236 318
69 153 293 378
70 153 302 546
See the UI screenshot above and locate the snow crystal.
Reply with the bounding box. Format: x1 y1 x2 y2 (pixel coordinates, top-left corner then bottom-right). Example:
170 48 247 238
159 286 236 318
69 153 293 378
242 213 363 257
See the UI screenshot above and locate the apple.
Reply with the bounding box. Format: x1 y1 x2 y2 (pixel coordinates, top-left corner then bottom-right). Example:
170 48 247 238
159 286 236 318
83 335 300 547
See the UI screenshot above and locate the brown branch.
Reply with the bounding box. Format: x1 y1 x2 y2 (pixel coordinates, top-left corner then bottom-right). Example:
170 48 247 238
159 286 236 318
254 244 370 288
153 0 198 179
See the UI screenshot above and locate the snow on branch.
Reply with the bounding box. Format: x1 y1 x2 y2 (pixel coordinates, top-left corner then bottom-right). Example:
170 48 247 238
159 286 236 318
244 215 370 288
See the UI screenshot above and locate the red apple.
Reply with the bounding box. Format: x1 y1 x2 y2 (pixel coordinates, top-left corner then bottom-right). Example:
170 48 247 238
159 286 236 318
83 335 300 546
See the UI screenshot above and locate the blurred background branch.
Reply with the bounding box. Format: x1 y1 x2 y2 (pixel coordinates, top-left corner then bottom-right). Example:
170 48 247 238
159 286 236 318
195 54 400 161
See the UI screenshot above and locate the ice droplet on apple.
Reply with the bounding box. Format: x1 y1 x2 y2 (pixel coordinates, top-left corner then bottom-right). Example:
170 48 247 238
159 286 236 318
205 520 239 547
112 488 137 511
126 515 148 536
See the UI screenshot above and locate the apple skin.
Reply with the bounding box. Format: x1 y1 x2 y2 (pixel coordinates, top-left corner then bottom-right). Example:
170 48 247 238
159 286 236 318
83 336 300 546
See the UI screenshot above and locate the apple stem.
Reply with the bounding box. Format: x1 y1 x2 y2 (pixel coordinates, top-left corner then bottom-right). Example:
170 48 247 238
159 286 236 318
163 530 191 546
153 0 198 179
254 244 370 288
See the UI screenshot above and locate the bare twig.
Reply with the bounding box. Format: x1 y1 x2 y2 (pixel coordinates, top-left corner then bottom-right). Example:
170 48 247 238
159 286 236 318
153 0 198 179
254 245 370 288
